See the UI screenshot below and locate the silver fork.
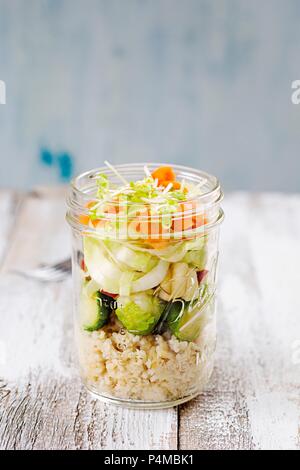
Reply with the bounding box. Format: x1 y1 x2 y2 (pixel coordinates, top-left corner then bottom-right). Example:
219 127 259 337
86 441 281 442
11 257 72 282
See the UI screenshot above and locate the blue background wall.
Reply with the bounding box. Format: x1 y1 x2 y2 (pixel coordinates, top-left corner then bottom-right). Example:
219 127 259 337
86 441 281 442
0 0 299 191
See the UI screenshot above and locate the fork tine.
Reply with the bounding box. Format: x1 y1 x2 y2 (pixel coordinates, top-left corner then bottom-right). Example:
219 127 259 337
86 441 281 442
39 257 72 271
10 256 72 282
37 265 71 279
12 266 70 282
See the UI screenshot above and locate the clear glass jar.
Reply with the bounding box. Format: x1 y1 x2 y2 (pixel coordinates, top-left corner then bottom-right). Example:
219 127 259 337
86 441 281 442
66 163 224 408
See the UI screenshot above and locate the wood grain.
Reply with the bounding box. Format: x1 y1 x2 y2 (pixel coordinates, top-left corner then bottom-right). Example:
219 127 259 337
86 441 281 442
179 192 300 450
0 189 177 450
0 191 23 263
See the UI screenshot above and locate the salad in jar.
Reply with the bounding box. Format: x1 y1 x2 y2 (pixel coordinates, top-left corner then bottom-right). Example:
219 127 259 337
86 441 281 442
67 162 223 408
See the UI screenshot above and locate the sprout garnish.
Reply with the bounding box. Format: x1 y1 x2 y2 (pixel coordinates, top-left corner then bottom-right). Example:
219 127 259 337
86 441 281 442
88 162 206 221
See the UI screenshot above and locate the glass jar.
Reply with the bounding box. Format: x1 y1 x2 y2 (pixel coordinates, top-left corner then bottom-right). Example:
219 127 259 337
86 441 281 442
66 163 224 408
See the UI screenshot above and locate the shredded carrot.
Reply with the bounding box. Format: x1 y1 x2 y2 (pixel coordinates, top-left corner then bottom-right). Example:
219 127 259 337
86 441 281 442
192 215 208 228
92 219 105 228
79 201 100 225
171 180 181 190
151 166 184 190
160 180 181 190
171 201 203 232
79 214 90 225
172 215 194 232
151 166 175 185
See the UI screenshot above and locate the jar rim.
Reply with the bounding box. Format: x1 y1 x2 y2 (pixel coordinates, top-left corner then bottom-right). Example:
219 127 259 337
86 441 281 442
66 163 224 236
69 162 221 205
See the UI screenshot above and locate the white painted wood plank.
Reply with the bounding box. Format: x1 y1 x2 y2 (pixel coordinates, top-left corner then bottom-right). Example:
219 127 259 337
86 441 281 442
0 189 177 450
179 192 300 450
0 191 22 262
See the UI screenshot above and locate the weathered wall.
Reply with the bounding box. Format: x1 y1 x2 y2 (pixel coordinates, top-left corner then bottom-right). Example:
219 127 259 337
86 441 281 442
0 0 299 191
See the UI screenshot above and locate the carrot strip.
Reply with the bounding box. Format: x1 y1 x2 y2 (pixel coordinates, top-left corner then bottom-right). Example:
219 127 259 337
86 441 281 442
151 166 175 185
79 214 90 225
171 181 181 190
160 180 181 190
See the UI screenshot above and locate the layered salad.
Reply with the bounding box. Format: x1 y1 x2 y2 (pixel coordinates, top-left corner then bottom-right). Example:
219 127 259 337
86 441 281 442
75 163 219 403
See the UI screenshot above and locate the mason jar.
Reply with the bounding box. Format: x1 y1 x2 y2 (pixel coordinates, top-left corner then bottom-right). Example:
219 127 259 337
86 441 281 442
66 163 224 408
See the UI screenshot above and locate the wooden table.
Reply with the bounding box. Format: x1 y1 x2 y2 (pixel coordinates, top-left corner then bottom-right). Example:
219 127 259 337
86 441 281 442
0 188 299 450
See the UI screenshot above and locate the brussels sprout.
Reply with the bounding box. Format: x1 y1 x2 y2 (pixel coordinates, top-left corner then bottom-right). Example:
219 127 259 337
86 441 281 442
167 286 211 341
115 293 164 335
80 288 112 332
